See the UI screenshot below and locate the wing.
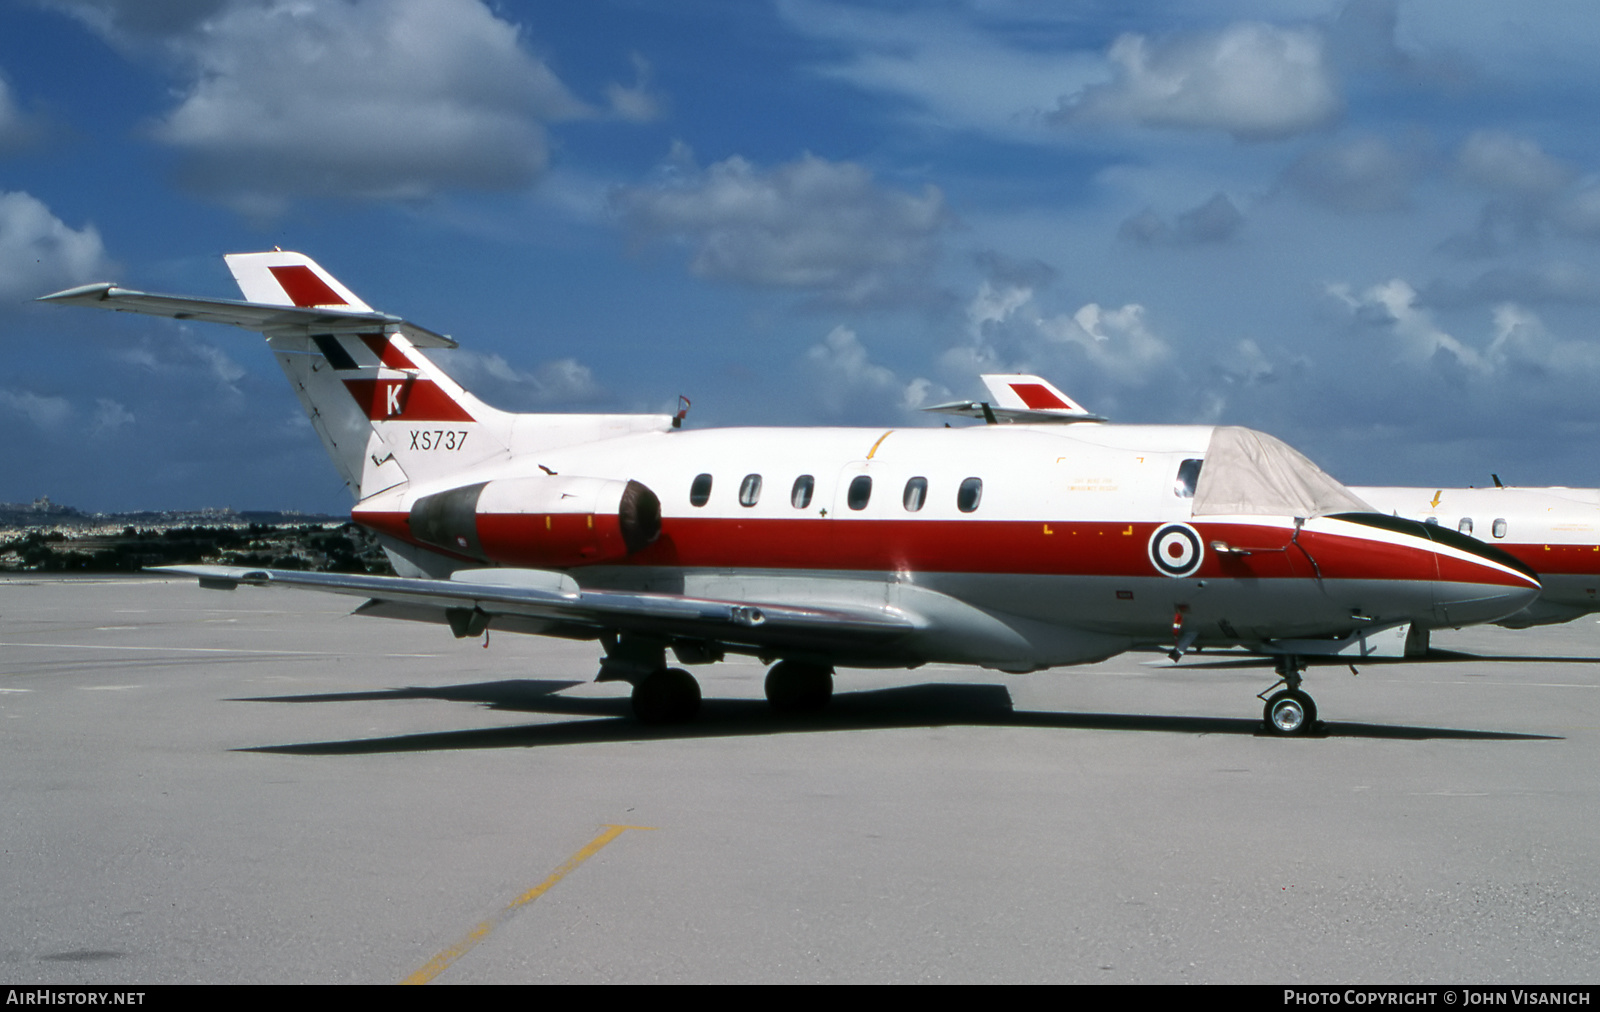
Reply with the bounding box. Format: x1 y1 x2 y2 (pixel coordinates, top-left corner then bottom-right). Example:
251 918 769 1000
156 565 920 659
36 283 456 348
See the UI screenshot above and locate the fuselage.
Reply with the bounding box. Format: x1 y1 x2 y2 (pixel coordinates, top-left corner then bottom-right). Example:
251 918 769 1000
352 422 1540 669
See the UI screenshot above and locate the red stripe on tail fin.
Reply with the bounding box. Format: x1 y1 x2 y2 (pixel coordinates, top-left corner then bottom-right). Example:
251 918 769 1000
343 379 476 422
1009 382 1070 409
267 265 348 307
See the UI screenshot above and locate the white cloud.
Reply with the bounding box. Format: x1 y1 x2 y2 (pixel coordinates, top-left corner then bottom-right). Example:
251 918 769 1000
0 389 73 430
1119 192 1244 245
91 398 134 435
605 54 665 124
1282 134 1421 212
433 349 604 409
1457 131 1573 196
0 75 37 153
941 281 1173 400
613 150 949 305
1325 279 1600 382
777 0 1104 141
0 190 114 305
1327 278 1487 374
115 331 248 396
803 326 943 420
1053 22 1341 141
138 0 592 214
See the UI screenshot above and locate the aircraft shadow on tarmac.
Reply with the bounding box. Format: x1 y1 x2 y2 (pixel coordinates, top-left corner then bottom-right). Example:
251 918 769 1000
230 679 1559 755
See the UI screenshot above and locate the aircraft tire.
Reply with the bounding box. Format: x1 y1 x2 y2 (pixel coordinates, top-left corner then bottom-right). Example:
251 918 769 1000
1263 689 1317 736
632 667 701 724
764 661 833 714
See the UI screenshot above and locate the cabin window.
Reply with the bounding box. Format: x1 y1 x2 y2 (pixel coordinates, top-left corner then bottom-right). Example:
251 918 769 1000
1493 518 1507 539
847 475 873 510
957 477 983 513
739 474 762 507
1424 516 1438 526
1174 458 1203 498
903 477 928 512
791 475 814 509
1458 517 1473 535
689 473 713 507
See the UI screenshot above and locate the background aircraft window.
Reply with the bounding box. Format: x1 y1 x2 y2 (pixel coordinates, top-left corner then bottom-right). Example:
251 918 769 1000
739 474 762 507
1458 517 1473 535
957 477 983 513
690 473 713 507
1493 518 1507 539
903 477 928 512
791 475 814 508
1174 458 1203 498
848 475 872 510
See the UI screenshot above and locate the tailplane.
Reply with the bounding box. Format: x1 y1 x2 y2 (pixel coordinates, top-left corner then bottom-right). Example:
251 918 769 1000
39 252 678 504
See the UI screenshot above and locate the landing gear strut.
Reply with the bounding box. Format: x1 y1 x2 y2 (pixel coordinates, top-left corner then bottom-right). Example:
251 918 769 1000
597 635 703 724
1260 655 1318 736
764 660 834 714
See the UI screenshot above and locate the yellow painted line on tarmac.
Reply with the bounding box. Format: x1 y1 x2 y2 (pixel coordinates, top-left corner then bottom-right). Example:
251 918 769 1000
402 823 654 985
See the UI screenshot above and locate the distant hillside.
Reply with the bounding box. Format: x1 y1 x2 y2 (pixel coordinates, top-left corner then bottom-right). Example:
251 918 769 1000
0 498 392 575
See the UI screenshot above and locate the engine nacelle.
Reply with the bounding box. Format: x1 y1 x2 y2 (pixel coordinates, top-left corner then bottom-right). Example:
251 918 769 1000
400 475 661 567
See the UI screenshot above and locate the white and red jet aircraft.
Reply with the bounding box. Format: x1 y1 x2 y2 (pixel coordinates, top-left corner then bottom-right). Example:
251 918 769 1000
1354 484 1600 639
40 253 1541 734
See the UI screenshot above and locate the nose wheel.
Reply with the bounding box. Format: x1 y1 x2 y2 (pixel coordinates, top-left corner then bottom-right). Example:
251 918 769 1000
1260 656 1319 736
1262 689 1318 734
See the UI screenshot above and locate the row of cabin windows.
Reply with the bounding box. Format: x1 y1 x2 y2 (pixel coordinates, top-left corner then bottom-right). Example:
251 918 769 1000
1425 516 1510 539
690 473 983 513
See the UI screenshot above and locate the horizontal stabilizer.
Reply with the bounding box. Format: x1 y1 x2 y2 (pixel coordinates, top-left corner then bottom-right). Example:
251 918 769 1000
37 283 456 348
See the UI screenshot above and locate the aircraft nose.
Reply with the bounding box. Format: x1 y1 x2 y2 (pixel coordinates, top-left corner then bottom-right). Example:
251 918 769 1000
1425 535 1541 626
1329 512 1541 627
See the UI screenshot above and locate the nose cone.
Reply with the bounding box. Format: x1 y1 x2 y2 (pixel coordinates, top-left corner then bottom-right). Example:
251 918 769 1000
1426 535 1542 626
1329 513 1541 627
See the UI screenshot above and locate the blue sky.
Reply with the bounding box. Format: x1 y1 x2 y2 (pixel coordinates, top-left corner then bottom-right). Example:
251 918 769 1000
5 0 1600 512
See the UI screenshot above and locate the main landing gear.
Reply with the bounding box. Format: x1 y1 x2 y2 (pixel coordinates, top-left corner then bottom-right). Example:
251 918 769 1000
631 666 701 724
602 636 838 724
764 660 834 714
1259 655 1319 736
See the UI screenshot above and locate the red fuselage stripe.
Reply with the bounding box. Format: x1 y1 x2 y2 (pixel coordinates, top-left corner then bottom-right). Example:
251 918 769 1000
350 511 1532 586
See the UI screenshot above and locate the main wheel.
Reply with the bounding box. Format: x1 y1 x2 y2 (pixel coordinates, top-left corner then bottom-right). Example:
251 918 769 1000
1263 689 1317 735
764 660 833 714
631 667 701 724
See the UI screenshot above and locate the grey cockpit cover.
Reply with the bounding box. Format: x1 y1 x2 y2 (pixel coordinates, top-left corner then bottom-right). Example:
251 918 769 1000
1191 426 1373 518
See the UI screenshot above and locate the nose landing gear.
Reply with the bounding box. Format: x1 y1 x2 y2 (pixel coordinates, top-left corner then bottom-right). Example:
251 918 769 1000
1260 655 1319 736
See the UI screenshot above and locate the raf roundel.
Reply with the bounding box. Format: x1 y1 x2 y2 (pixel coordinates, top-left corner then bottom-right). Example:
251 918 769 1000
1148 523 1204 578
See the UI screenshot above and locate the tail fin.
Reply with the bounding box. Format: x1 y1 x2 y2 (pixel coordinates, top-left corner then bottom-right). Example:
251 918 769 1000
221 253 515 500
225 250 374 311
40 251 680 505
979 374 1098 417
